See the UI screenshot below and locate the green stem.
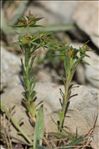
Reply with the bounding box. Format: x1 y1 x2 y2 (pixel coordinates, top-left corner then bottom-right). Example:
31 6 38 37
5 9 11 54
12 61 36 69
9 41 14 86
59 70 72 132
1 23 74 35
15 24 74 35
59 65 78 132
59 84 69 132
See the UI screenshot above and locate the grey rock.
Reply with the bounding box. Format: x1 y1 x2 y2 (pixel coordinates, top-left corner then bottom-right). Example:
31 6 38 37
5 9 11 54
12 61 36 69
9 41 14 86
1 81 33 143
1 82 99 148
84 51 99 89
37 83 99 149
26 1 78 24
39 1 78 23
0 146 5 149
1 47 21 90
71 43 99 88
73 1 99 48
36 70 52 82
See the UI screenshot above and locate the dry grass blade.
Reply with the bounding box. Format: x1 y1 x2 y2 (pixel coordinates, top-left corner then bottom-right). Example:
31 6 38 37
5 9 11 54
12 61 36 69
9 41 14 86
0 114 13 149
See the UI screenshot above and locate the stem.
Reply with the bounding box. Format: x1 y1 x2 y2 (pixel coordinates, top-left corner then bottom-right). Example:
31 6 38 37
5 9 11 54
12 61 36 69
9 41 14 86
15 24 74 35
59 84 69 132
59 70 72 132
59 63 78 132
1 22 74 35
22 46 36 124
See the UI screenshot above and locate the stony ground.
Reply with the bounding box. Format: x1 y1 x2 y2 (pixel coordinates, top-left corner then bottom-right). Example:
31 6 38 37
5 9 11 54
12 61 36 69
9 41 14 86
1 1 99 149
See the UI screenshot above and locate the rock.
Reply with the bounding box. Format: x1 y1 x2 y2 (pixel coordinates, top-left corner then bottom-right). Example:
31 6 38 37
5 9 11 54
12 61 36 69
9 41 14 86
84 51 99 89
37 83 99 149
0 146 5 149
1 81 99 148
92 124 99 149
73 1 99 48
76 64 85 84
1 81 33 143
25 4 57 25
26 1 78 24
1 47 21 90
71 43 99 88
36 70 52 82
39 1 78 23
36 68 60 84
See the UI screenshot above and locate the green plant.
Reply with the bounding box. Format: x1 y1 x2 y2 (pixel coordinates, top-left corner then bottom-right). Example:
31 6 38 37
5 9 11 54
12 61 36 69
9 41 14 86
18 14 47 122
18 16 47 149
57 44 88 132
18 15 58 149
19 13 87 142
33 105 44 149
19 33 39 124
0 13 90 149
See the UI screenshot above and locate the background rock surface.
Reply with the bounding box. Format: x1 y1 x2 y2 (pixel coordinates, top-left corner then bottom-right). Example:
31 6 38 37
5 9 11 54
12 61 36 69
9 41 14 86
73 1 99 48
1 81 99 148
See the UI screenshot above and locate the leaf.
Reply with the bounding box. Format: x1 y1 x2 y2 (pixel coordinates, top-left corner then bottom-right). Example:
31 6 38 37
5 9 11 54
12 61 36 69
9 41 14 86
14 15 43 27
68 136 84 146
33 106 44 149
64 57 67 73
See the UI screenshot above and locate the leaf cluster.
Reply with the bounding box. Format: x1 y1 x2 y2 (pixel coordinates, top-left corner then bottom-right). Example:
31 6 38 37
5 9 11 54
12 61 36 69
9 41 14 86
57 44 88 132
14 13 43 27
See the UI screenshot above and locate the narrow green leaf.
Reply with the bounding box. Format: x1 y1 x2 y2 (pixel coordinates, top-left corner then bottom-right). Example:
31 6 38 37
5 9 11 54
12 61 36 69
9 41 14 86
33 106 44 149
